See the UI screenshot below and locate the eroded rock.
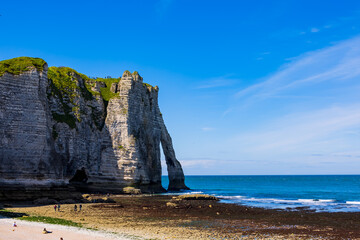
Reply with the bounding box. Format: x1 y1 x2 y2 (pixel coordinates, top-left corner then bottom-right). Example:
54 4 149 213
0 57 189 199
122 187 142 195
174 194 219 201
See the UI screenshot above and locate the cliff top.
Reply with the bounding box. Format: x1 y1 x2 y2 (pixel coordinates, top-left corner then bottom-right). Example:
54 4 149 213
0 57 47 77
0 57 157 99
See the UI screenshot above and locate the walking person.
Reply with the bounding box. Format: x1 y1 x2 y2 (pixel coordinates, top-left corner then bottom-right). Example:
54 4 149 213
58 204 61 211
74 204 77 211
79 204 82 211
54 205 57 212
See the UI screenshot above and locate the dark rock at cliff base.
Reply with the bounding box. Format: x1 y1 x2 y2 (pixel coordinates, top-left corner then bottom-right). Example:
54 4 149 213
0 57 188 199
33 198 59 205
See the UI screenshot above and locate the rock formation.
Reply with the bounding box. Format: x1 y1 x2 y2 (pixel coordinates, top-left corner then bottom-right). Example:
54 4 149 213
0 57 188 199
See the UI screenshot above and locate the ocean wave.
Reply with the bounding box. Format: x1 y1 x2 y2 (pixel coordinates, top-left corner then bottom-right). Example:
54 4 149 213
298 199 336 203
217 195 360 212
184 191 204 195
346 201 360 205
217 195 245 199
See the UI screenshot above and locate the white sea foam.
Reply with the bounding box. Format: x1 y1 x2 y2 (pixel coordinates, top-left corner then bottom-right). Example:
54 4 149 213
346 201 360 205
218 195 245 199
185 191 204 194
216 195 353 212
297 199 315 203
298 199 335 203
317 199 336 203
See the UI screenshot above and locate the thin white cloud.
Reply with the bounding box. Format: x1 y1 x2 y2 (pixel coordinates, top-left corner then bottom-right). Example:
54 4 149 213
201 127 215 132
232 104 360 153
235 36 360 103
225 36 360 167
311 27 320 33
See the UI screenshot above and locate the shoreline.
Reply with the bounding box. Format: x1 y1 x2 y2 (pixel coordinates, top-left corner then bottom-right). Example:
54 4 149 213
1 194 360 239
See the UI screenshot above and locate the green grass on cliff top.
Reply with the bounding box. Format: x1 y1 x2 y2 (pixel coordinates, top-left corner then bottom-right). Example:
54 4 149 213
93 77 120 101
0 57 46 77
1 57 154 100
48 66 94 128
48 66 121 102
48 66 93 100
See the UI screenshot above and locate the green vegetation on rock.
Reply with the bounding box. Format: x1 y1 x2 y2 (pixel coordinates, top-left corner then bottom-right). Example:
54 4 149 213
47 66 121 129
0 57 46 77
48 66 93 102
123 70 131 76
1 57 153 130
48 66 95 128
52 112 77 129
143 82 153 88
94 78 120 101
143 82 158 92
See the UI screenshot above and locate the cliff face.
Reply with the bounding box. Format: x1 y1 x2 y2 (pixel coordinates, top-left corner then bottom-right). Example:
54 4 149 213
0 57 188 197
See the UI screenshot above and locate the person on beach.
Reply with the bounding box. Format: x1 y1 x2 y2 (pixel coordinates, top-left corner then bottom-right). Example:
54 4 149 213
79 204 82 211
58 204 61 211
13 221 17 227
42 228 48 234
54 205 57 212
74 204 77 211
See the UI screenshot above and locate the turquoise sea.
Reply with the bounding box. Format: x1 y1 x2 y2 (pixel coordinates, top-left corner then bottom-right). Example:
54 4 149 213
162 175 360 212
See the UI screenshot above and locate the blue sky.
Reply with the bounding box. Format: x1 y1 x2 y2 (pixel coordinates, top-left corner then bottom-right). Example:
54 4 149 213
1 0 360 175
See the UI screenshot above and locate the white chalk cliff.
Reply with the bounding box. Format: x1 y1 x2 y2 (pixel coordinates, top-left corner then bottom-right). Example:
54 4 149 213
0 57 188 199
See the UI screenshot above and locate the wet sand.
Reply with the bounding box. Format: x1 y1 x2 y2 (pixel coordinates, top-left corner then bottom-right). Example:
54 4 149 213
2 194 360 239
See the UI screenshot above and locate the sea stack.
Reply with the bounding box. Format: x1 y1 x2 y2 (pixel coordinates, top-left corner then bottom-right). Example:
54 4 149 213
0 57 188 200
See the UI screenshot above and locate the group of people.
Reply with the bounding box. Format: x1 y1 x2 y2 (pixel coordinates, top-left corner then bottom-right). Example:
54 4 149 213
74 204 82 211
53 204 61 212
53 204 83 212
12 203 84 239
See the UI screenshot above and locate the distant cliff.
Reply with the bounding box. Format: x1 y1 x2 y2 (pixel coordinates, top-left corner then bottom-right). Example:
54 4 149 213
0 57 188 199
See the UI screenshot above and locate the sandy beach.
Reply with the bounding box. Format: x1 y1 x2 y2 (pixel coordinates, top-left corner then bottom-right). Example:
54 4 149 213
1 194 360 240
0 217 132 240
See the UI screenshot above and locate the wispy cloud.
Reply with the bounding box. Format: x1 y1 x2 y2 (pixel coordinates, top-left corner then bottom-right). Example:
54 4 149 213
310 27 320 33
232 104 360 153
235 36 360 103
225 35 360 167
256 51 271 61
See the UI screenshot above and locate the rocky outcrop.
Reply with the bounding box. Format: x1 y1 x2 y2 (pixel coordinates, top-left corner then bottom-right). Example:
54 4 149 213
0 57 188 198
